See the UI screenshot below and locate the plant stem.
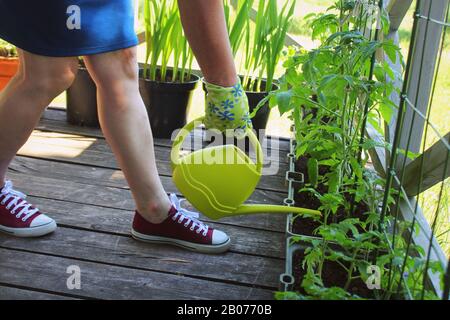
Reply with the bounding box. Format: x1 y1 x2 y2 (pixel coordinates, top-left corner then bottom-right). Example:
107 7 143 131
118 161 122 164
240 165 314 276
344 249 359 291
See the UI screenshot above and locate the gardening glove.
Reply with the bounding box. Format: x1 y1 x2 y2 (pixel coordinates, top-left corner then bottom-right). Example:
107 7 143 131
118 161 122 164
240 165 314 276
204 79 253 133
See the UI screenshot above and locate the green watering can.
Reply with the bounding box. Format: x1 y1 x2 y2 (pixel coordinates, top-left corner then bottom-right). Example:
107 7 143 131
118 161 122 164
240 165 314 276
171 116 321 220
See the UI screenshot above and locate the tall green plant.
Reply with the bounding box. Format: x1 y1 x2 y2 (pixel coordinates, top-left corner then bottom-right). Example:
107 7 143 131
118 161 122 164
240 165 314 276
224 0 295 92
224 0 254 56
269 0 444 300
143 0 194 82
241 0 296 92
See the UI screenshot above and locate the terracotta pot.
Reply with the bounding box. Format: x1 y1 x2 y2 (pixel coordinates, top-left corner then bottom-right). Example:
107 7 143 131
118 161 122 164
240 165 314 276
0 57 19 91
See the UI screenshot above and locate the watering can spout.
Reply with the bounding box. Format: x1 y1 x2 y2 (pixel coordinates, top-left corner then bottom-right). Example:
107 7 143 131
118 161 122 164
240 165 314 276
232 204 321 217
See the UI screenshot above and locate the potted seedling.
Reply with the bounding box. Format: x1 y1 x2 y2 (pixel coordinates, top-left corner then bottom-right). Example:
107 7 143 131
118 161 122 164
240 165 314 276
279 214 444 300
66 57 99 127
0 40 18 91
139 0 199 138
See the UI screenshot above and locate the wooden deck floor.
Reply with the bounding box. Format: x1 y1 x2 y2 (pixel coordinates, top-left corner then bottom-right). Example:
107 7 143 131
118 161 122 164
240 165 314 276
0 108 289 300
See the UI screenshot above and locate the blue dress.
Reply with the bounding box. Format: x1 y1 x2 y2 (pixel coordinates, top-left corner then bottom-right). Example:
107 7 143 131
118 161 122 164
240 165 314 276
0 0 138 57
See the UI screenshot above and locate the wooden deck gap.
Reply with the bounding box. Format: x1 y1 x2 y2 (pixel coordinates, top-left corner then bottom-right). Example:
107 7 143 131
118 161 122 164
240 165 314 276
0 282 94 300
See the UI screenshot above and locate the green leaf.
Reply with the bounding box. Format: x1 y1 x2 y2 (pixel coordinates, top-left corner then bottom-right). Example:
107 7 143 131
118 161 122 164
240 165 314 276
327 167 341 194
383 40 399 63
296 143 308 158
307 158 319 187
379 101 394 123
276 90 293 115
350 157 363 180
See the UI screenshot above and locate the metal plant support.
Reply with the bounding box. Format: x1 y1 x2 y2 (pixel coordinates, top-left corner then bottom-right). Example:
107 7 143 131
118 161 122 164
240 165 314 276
279 0 449 299
376 0 449 299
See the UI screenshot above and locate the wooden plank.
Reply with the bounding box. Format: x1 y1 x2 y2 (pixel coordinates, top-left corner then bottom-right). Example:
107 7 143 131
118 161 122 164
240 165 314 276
5 173 285 259
14 133 288 208
39 115 292 156
36 118 290 171
403 133 450 196
0 248 273 300
9 156 287 232
40 108 291 152
27 196 284 259
387 0 413 31
0 227 283 289
25 196 285 258
17 130 289 191
383 22 403 158
0 286 75 300
391 0 449 171
366 124 388 178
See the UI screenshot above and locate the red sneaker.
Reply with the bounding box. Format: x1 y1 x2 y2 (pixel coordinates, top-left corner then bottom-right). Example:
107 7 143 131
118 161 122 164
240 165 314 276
0 181 57 237
132 194 231 254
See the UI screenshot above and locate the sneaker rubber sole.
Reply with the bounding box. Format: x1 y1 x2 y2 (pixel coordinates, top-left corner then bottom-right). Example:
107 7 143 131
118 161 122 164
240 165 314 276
0 220 57 237
131 229 231 254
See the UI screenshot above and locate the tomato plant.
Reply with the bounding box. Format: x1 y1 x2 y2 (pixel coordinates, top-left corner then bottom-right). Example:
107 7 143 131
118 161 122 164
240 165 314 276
271 0 443 300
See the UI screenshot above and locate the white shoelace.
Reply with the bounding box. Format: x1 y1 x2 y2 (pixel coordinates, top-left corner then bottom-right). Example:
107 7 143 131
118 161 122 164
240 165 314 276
169 193 209 237
0 181 39 222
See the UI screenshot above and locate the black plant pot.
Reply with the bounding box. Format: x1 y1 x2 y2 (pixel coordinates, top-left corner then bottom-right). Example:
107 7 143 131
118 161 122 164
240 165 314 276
243 78 279 134
139 69 199 139
66 66 99 128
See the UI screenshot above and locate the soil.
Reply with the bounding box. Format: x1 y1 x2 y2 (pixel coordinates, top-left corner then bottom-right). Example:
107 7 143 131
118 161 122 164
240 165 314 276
293 250 374 299
292 155 369 236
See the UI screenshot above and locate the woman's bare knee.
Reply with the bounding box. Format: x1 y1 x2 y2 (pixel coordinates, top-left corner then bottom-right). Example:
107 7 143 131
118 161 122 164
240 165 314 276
84 47 139 88
16 50 78 104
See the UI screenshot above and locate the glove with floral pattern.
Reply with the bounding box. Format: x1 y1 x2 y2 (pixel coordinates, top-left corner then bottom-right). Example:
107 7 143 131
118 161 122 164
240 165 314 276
204 79 252 132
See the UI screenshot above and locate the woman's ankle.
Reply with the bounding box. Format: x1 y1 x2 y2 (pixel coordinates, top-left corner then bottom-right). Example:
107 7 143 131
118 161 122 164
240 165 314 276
136 197 172 224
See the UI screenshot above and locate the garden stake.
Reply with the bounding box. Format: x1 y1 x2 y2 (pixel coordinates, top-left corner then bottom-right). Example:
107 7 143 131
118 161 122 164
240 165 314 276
171 117 321 220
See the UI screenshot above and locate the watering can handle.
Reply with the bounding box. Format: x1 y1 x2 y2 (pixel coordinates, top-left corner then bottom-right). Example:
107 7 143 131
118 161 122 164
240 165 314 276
171 116 264 174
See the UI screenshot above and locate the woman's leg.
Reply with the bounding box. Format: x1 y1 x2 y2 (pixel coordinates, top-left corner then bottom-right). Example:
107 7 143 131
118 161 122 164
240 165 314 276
0 49 78 184
177 0 237 87
83 48 171 224
83 47 230 253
